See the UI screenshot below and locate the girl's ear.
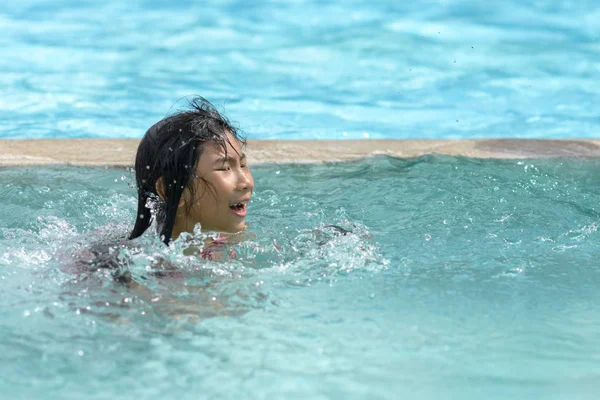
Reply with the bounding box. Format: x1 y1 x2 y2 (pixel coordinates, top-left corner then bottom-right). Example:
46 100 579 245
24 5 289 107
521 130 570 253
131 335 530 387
156 176 188 208
179 187 190 208
155 177 167 200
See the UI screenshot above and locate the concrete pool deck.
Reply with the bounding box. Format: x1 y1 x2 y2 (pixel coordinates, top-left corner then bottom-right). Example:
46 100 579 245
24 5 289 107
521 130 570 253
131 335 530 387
1 139 600 167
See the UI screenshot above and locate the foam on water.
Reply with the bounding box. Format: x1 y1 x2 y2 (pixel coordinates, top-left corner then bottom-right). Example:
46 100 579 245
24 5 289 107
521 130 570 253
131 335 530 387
1 157 600 398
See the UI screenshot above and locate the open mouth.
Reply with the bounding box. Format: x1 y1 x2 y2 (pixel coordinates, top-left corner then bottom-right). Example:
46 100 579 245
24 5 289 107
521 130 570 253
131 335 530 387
230 202 247 217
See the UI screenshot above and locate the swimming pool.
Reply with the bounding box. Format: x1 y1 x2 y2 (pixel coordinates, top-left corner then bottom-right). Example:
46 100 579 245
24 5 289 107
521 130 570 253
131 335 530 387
1 156 599 398
2 0 599 140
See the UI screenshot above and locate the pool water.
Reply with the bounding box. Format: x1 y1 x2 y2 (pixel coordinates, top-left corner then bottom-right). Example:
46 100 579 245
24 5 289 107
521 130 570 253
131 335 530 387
1 156 600 399
2 0 599 139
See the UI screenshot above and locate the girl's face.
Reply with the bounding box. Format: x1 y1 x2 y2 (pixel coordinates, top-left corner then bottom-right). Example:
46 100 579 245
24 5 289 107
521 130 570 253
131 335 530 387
181 131 254 234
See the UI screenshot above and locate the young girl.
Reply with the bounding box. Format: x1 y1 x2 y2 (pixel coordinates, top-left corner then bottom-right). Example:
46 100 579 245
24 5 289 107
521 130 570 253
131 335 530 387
66 97 252 287
130 97 254 247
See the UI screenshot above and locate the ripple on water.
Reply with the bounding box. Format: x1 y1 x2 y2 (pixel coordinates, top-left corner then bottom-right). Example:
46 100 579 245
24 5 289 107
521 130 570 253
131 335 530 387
1 158 600 398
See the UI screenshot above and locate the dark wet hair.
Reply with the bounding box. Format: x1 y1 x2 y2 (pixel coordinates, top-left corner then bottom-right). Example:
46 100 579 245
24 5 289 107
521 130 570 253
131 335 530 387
129 97 244 245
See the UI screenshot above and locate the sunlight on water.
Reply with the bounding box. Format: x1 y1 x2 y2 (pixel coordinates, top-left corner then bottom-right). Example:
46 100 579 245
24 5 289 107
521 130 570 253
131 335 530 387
1 0 599 139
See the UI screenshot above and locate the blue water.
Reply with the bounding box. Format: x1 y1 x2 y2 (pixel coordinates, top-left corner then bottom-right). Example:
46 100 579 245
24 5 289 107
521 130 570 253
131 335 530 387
2 0 599 139
1 156 600 399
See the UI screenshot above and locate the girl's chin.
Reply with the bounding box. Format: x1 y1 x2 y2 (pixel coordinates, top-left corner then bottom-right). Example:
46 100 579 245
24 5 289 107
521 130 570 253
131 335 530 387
227 222 248 233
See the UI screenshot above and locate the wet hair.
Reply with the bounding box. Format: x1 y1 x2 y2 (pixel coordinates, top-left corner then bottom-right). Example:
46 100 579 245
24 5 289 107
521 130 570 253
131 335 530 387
129 97 244 245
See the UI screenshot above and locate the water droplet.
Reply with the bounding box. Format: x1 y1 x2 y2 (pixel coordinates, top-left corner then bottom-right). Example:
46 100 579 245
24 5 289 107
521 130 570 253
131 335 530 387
120 175 126 181
275 171 281 175
363 132 370 138
343 132 348 136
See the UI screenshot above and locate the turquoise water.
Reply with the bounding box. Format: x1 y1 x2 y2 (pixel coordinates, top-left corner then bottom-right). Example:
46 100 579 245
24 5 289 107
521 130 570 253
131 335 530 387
2 0 599 139
1 156 600 399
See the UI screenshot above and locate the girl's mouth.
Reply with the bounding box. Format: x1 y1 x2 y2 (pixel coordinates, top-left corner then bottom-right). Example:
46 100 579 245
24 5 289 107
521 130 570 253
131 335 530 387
230 203 247 217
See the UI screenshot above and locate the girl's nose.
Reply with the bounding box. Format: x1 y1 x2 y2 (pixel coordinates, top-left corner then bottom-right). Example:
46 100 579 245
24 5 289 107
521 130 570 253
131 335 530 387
237 169 254 191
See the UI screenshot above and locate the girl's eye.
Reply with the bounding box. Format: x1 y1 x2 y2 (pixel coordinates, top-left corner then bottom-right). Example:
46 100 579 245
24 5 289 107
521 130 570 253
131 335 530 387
241 164 248 168
215 167 231 171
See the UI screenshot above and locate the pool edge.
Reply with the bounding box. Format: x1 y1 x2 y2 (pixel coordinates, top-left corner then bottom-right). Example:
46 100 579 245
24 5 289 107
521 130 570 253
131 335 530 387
1 139 600 167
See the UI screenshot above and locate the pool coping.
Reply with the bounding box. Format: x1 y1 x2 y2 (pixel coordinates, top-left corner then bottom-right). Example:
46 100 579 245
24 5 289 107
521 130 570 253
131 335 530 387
1 139 600 167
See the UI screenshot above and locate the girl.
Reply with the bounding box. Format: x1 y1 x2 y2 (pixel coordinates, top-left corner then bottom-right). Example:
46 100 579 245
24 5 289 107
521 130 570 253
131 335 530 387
66 98 251 284
130 97 254 247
